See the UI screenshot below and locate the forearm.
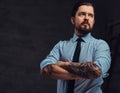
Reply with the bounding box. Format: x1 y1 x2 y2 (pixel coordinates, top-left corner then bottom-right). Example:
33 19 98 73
40 64 82 80
57 61 102 79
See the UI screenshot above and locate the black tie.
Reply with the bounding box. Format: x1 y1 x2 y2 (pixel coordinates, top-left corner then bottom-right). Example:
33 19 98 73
67 38 82 93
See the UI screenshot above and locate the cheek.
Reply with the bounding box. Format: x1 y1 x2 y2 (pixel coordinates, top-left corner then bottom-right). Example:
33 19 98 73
76 17 83 22
90 20 94 27
75 19 83 26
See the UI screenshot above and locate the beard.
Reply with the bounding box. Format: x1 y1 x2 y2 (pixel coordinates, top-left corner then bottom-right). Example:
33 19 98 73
77 26 91 35
76 20 92 36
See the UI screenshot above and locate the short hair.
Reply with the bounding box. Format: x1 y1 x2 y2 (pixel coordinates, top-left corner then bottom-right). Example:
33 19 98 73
71 1 94 17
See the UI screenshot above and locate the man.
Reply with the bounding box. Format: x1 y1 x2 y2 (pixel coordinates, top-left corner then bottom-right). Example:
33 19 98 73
40 1 111 93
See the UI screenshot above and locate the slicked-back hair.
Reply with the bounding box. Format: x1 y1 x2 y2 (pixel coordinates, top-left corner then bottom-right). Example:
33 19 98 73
71 1 94 17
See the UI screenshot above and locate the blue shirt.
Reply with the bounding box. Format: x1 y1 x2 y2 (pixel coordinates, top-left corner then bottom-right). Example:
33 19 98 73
40 33 111 93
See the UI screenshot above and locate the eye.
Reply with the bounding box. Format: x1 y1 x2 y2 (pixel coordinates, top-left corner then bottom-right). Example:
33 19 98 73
78 12 86 17
88 13 94 18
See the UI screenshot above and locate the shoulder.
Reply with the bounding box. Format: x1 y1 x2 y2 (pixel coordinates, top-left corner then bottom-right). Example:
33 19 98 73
54 38 72 48
91 36 110 49
89 35 108 44
58 37 73 45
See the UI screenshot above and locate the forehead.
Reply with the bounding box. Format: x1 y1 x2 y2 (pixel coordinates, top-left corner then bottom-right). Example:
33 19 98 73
77 5 94 14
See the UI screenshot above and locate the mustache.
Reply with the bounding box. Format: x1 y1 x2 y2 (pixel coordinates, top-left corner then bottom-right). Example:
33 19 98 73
81 20 90 26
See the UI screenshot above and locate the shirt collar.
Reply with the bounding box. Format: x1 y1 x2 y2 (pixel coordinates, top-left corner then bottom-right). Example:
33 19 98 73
72 33 92 43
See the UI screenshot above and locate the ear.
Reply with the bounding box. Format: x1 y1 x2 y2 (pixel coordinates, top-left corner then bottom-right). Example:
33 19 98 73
71 17 75 25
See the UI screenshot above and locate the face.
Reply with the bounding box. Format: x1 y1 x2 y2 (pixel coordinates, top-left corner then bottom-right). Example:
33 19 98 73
71 5 95 36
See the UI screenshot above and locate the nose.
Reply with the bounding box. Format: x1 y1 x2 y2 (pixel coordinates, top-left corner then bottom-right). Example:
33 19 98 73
84 15 89 23
84 14 89 20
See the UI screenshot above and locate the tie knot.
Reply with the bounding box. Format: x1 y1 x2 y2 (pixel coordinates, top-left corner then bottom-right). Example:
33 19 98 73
77 37 83 42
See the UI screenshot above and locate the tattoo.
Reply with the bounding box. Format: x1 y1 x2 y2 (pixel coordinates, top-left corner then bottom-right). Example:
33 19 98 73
41 64 53 76
62 62 101 79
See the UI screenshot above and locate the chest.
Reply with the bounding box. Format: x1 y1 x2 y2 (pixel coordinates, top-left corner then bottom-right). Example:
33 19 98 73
60 42 96 62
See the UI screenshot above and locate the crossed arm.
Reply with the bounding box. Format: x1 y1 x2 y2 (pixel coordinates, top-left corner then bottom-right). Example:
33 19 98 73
40 61 102 80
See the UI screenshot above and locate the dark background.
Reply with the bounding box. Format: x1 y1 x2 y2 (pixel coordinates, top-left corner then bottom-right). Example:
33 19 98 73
0 0 120 93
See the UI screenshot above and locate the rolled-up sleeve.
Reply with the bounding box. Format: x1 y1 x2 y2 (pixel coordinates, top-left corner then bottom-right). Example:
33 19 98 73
94 40 111 78
40 41 61 70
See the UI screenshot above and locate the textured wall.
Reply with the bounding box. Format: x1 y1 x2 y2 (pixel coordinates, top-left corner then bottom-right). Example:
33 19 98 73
0 0 73 93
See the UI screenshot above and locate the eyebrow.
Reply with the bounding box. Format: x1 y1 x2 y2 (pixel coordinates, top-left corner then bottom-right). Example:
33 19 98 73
79 12 94 16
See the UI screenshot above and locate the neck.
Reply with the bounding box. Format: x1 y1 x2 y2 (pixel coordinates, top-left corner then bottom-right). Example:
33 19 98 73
74 29 84 37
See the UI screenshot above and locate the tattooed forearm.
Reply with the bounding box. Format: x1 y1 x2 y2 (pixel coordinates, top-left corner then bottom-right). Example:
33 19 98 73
62 62 102 79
